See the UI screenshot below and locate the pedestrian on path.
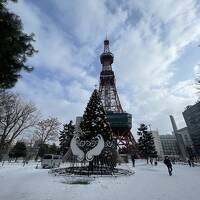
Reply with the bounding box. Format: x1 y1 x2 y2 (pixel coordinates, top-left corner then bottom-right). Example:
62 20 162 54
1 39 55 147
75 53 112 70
188 159 191 167
131 154 135 167
191 159 195 167
154 159 158 166
150 157 153 165
164 156 173 176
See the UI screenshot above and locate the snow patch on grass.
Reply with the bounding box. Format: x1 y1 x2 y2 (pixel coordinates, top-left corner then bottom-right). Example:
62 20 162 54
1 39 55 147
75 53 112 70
61 176 94 185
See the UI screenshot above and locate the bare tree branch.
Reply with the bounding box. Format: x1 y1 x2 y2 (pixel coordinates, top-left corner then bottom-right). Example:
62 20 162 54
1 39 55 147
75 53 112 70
0 90 39 160
34 117 61 145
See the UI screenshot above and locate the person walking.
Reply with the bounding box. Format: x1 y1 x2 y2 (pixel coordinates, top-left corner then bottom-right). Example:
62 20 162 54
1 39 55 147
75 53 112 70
191 159 195 167
150 157 153 165
188 159 191 167
164 156 173 176
154 158 158 166
131 154 135 167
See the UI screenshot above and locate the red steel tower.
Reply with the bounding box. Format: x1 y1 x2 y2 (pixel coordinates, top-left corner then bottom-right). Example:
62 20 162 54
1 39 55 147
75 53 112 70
99 39 136 153
99 39 123 112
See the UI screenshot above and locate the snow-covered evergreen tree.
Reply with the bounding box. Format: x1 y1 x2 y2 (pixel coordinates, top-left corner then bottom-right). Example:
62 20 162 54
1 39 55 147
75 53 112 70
59 121 75 155
80 89 112 141
137 124 157 164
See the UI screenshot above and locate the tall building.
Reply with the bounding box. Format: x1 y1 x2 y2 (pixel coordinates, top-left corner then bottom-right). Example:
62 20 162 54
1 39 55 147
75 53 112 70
177 127 193 148
75 116 83 132
151 130 164 159
169 115 188 160
160 135 180 159
183 102 200 156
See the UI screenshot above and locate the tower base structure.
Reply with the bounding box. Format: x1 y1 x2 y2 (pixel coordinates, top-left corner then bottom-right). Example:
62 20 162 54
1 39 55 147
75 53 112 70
112 128 137 154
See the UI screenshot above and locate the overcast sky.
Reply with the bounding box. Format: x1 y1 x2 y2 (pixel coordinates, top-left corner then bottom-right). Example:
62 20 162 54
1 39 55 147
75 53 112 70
8 0 200 136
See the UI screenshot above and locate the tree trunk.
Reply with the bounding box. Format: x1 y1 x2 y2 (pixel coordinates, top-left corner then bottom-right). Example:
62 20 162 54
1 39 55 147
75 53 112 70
0 143 6 162
0 152 3 162
0 140 5 161
146 157 149 164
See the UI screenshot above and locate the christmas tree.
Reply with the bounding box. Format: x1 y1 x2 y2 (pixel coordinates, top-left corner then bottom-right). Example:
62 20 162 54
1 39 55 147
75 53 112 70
59 121 75 155
80 89 113 141
137 124 157 164
79 89 117 170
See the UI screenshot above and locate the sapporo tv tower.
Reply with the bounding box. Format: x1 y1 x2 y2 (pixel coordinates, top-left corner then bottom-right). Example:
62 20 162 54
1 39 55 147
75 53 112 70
99 38 137 153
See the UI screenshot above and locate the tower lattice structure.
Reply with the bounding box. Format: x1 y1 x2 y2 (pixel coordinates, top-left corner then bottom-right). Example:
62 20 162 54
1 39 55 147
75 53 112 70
99 39 137 153
99 39 123 112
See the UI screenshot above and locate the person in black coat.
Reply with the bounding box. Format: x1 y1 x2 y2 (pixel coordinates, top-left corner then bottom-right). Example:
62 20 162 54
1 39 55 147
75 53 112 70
131 154 135 167
164 156 173 176
188 159 191 167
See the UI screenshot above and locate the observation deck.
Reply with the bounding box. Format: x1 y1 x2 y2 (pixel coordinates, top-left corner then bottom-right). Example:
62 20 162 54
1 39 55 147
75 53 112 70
106 111 132 129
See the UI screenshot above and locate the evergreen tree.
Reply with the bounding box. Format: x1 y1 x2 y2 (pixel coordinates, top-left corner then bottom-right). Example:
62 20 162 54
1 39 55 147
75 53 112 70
59 121 75 155
37 143 49 158
48 143 59 155
0 0 37 89
137 124 157 164
9 141 26 161
80 89 112 141
37 143 60 158
80 89 117 170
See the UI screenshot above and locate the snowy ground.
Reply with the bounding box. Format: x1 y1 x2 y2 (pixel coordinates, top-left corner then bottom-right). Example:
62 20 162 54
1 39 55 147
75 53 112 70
0 160 200 200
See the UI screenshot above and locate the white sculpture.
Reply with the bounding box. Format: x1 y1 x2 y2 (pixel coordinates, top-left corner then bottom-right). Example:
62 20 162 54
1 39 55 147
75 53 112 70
70 135 85 161
86 134 104 161
70 134 105 161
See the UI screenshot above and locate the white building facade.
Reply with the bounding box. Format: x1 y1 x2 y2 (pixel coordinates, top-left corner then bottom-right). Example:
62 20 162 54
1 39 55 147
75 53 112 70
151 130 164 159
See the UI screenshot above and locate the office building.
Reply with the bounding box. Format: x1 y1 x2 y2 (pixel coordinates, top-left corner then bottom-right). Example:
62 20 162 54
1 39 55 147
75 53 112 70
151 130 164 159
170 115 188 160
183 101 200 156
160 135 180 159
